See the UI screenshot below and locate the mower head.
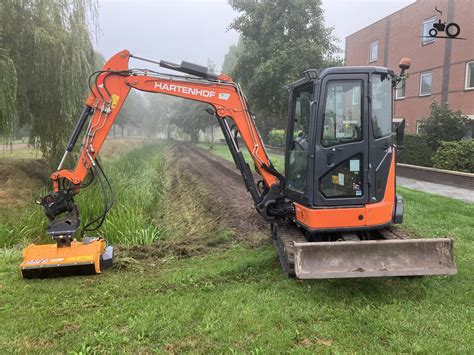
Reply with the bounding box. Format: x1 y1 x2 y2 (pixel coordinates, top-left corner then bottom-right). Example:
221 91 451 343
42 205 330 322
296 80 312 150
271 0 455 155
20 190 114 279
20 238 113 279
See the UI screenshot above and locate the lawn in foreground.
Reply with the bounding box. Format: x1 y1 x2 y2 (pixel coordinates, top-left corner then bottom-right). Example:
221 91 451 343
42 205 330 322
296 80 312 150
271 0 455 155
0 142 472 353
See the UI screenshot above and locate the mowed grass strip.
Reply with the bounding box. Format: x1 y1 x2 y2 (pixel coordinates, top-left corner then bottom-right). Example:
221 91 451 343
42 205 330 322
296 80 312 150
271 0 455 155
0 142 472 353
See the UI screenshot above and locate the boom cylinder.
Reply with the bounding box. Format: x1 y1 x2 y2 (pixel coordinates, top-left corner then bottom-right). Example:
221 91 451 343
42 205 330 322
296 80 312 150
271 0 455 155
57 106 92 170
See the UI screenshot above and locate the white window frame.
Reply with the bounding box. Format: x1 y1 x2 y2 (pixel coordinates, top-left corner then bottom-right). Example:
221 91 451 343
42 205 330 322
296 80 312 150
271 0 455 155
419 71 432 96
369 41 378 63
465 61 474 90
416 120 423 134
422 17 436 45
395 79 406 100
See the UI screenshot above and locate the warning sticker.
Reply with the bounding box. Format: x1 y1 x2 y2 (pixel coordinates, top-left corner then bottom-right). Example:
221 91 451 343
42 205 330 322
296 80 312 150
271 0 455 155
350 159 360 172
338 173 345 186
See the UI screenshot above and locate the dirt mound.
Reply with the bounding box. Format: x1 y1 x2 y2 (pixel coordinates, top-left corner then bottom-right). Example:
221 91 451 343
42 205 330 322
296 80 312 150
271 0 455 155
0 159 48 210
169 143 268 246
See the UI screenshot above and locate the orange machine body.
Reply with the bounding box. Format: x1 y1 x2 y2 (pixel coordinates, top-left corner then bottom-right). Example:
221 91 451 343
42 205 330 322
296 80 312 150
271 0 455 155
294 152 397 230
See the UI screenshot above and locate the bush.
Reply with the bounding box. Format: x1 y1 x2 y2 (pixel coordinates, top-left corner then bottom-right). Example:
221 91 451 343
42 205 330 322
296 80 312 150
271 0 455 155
397 134 434 167
269 129 285 147
418 101 469 151
432 140 474 173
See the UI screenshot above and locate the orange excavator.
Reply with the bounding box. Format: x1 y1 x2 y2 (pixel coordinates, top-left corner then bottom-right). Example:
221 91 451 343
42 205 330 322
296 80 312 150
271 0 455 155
20 50 456 279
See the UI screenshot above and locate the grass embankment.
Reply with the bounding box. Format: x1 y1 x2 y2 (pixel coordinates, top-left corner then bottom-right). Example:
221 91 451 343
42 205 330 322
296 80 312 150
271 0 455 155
197 142 285 172
0 142 473 352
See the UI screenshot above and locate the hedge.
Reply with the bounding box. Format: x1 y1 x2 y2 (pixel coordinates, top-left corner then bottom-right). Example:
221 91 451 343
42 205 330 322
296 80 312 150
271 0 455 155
397 134 434 167
269 129 285 147
432 140 474 173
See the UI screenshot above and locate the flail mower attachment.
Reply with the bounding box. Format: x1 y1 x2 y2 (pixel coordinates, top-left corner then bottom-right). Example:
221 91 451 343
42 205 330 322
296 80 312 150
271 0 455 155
20 190 113 279
20 238 113 279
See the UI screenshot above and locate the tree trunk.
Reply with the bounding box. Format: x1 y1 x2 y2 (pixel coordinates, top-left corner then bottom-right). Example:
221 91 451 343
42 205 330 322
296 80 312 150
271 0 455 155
121 126 124 137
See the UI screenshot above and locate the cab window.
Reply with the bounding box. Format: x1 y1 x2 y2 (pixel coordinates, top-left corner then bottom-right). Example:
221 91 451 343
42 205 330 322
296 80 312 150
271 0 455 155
371 74 392 138
322 80 362 147
287 84 313 193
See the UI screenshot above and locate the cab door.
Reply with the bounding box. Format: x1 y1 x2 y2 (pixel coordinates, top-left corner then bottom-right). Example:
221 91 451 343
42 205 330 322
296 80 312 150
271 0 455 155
313 74 369 207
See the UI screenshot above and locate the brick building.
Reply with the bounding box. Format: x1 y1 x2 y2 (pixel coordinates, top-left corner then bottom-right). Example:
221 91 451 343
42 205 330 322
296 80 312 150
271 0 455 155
345 0 474 133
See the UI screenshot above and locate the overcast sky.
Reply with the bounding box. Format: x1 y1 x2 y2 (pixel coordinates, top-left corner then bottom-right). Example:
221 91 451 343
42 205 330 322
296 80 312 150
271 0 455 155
97 0 415 72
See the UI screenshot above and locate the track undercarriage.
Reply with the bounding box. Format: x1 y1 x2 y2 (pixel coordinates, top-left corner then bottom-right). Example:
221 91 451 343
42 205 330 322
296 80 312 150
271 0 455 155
271 221 457 279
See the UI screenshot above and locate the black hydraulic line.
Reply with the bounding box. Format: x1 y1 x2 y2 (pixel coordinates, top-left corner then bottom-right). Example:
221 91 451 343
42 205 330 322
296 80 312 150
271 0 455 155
80 163 109 237
66 106 92 152
217 117 261 204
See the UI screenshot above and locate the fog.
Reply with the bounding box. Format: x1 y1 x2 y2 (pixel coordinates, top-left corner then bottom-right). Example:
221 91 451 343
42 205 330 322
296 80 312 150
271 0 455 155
97 0 415 71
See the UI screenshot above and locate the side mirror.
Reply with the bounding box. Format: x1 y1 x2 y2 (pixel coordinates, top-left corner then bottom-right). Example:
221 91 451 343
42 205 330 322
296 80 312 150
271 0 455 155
392 118 405 154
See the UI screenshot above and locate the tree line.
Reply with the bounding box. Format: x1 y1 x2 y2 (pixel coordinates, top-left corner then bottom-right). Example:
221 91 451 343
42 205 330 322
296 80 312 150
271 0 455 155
0 0 100 161
121 0 342 144
0 0 341 163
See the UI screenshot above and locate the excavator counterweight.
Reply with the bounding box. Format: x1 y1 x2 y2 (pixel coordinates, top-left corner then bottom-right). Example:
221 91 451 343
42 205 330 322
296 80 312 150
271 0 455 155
21 50 456 279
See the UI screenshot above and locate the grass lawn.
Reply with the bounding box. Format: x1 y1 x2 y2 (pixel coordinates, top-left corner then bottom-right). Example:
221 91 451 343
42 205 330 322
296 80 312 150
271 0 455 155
197 142 285 172
0 142 472 353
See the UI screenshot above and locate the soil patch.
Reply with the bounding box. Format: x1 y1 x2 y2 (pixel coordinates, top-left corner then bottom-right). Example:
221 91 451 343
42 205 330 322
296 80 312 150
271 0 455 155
169 143 268 246
0 159 48 211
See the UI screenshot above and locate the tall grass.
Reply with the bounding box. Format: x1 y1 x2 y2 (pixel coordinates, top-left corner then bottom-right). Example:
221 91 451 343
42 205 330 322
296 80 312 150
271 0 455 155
76 144 166 246
0 144 167 247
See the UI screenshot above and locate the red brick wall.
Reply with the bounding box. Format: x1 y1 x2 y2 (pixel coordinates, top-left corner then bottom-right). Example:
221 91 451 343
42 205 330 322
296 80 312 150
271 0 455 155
345 0 474 133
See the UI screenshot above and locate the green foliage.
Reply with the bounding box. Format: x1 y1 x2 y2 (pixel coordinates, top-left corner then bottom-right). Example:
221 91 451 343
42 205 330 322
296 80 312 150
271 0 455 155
221 40 243 74
172 100 214 142
418 101 469 151
397 134 434 167
0 49 18 135
269 129 285 147
115 91 148 135
432 140 474 173
146 94 180 139
77 145 166 246
228 0 340 142
0 0 97 162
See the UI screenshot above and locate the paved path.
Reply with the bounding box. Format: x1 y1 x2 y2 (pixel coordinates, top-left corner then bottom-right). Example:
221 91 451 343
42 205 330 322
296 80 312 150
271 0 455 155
397 176 474 203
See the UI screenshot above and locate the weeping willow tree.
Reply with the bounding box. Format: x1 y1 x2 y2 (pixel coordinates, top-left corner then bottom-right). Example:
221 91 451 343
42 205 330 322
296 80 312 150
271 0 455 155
0 0 97 162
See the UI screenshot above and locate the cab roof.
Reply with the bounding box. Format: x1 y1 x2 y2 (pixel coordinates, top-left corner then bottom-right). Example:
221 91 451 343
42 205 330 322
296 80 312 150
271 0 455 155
289 66 395 89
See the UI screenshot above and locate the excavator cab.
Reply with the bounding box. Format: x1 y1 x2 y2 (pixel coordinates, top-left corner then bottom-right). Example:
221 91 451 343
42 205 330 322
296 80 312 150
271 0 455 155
286 67 399 217
272 65 456 278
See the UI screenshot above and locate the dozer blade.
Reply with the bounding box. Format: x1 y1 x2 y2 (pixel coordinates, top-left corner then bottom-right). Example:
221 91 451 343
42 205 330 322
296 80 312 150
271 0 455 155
20 239 113 279
294 238 457 279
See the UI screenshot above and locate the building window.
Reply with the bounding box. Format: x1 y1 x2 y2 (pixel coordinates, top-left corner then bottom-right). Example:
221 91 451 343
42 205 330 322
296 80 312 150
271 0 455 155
369 41 378 62
466 61 474 90
396 79 406 99
419 72 432 96
422 17 436 45
416 120 424 134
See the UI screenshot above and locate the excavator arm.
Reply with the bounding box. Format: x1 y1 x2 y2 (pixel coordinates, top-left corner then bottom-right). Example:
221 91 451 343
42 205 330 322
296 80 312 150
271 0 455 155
40 50 291 242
